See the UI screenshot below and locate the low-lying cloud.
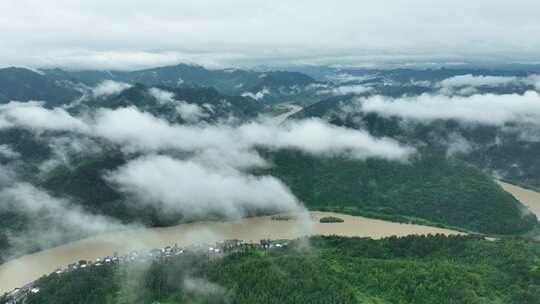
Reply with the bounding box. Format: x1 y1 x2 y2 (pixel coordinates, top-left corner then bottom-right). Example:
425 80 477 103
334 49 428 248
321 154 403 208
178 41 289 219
319 84 373 96
240 118 412 160
0 183 132 258
242 88 270 101
0 101 88 132
93 80 132 98
440 74 520 88
149 88 208 123
0 100 413 173
436 74 540 95
106 155 304 219
93 107 413 163
0 144 20 159
0 100 414 258
358 91 540 126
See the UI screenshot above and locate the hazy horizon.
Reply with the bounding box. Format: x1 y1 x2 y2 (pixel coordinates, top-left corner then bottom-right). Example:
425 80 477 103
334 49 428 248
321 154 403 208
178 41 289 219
1 0 540 70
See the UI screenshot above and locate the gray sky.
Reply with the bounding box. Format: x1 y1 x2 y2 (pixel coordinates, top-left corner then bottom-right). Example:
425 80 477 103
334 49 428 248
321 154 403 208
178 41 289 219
1 0 539 70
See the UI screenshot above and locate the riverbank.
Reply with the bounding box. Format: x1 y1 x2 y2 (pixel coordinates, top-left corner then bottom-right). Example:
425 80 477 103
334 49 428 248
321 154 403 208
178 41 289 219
2 181 539 295
0 211 462 294
499 181 540 218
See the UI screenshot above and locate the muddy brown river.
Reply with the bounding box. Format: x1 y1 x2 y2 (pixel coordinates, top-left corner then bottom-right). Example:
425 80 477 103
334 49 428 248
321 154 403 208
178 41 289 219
498 181 540 217
0 211 462 294
2 182 539 295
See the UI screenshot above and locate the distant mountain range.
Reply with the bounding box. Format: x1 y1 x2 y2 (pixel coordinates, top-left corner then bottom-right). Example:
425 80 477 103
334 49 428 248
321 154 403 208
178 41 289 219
73 83 264 124
0 68 80 106
290 64 540 81
45 63 318 103
3 64 540 106
0 64 319 105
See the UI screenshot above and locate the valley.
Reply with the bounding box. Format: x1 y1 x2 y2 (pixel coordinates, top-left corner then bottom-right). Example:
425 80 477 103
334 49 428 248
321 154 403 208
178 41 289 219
2 181 539 296
0 211 463 295
3 2 540 303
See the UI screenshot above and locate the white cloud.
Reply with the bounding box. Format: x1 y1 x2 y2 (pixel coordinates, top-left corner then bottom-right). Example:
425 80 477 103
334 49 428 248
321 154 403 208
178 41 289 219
325 73 371 84
242 88 270 101
410 80 433 87
149 88 208 123
92 80 132 98
0 101 414 238
439 74 519 88
319 84 373 96
436 74 540 95
0 101 413 168
1 1 540 69
359 91 540 126
0 116 12 129
92 107 413 162
239 119 413 160
106 155 304 219
175 103 208 123
444 133 474 157
146 87 172 103
0 101 88 132
38 136 103 174
526 75 540 90
0 144 20 159
0 183 132 258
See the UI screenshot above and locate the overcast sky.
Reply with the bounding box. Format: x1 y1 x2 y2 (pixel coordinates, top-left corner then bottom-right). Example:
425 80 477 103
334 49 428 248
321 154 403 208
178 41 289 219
1 0 539 70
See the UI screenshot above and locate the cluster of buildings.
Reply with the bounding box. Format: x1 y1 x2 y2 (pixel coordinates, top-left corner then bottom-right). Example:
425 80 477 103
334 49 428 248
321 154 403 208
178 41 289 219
1 239 288 304
1 283 40 304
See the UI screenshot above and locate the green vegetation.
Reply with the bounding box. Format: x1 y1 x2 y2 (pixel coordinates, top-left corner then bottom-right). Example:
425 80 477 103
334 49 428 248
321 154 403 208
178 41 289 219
1 80 539 262
317 206 470 233
0 142 537 264
294 96 540 192
88 84 264 124
0 147 533 263
12 235 540 304
264 105 293 117
319 216 344 223
0 67 80 105
43 64 318 104
258 150 538 235
39 148 538 236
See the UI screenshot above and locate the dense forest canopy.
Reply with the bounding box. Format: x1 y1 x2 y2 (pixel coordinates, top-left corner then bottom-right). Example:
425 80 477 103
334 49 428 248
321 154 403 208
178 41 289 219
1 65 540 265
6 235 539 304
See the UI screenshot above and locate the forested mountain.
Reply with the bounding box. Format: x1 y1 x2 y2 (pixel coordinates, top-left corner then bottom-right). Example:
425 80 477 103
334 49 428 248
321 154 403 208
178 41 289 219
74 83 265 123
9 235 540 304
293 94 540 191
290 66 540 98
1 64 539 265
0 68 81 105
0 144 531 256
294 65 538 82
4 1 540 302
258 150 536 234
42 64 319 103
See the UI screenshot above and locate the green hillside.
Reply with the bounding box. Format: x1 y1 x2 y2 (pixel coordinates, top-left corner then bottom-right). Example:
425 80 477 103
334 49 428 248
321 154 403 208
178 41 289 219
13 235 540 304
0 68 80 105
258 150 537 235
294 96 540 191
31 148 539 237
42 64 318 103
